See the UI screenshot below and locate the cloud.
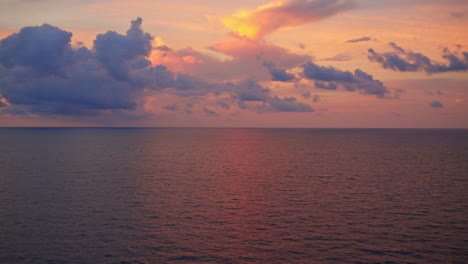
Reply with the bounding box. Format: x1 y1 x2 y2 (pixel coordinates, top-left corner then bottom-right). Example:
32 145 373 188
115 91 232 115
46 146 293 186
430 100 443 108
151 36 311 82
268 96 314 112
94 17 153 80
230 80 269 102
203 107 219 116
346 36 372 43
314 81 338 90
303 61 354 82
209 36 311 66
0 23 73 75
0 18 319 118
205 36 311 80
0 16 396 121
320 53 352 62
230 80 313 112
368 43 468 73
222 0 355 39
262 60 296 82
302 61 390 96
297 43 306 49
0 18 214 116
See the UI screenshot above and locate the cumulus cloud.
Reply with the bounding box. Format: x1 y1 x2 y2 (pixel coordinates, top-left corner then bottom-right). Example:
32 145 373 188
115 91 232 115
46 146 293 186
0 18 211 116
346 36 372 43
0 23 73 75
430 100 443 108
94 17 153 80
368 42 468 73
222 0 355 39
302 61 390 96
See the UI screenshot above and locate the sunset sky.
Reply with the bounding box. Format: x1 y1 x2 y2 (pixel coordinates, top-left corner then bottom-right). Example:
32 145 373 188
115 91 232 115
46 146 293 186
0 0 467 127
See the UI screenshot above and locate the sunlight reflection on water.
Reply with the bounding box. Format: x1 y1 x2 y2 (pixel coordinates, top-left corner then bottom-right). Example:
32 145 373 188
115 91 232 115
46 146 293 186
0 128 467 263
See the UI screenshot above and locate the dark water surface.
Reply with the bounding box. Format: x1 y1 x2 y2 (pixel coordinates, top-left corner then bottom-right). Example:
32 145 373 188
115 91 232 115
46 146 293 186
0 128 467 263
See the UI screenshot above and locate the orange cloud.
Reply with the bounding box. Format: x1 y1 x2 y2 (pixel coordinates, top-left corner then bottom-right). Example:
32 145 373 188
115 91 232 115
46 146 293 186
150 46 205 73
222 0 355 39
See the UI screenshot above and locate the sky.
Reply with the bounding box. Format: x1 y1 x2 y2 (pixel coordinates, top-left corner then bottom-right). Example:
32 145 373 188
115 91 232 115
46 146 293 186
0 0 467 127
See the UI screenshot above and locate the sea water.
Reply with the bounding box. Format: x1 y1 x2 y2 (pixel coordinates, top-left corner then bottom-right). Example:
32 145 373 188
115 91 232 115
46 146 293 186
0 128 467 263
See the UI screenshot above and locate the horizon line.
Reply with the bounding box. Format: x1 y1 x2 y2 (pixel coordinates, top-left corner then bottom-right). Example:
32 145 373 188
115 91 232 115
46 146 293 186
0 126 467 130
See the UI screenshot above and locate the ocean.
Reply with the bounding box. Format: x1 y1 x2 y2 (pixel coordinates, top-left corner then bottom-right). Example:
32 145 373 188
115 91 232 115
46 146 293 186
0 128 467 263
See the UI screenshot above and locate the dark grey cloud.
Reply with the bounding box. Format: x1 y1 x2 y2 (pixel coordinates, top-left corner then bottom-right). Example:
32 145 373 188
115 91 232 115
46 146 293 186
268 96 313 112
302 61 389 96
230 80 313 112
0 18 211 116
262 60 296 82
388 42 405 53
94 17 153 80
430 100 443 108
314 81 338 90
346 36 372 43
0 23 73 75
368 42 468 73
229 80 269 102
303 61 354 82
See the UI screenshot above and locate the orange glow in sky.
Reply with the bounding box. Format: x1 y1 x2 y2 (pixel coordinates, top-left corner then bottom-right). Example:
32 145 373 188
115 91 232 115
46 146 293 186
0 0 467 127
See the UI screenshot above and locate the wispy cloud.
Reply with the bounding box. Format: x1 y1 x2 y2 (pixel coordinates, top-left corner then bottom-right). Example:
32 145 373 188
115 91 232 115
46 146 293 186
320 53 352 62
368 42 468 73
222 0 355 39
346 36 372 43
